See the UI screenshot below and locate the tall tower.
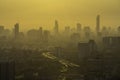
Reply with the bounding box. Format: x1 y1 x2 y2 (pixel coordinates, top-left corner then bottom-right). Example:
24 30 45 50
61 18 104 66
54 20 59 34
39 27 43 35
76 23 81 33
14 23 19 38
96 15 100 33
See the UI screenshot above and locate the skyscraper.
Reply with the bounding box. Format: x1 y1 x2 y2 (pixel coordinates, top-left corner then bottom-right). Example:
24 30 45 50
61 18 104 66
0 60 15 80
14 23 19 38
76 23 81 33
39 27 43 35
43 30 50 43
39 27 43 40
78 40 97 59
84 26 91 39
96 15 100 33
54 20 59 34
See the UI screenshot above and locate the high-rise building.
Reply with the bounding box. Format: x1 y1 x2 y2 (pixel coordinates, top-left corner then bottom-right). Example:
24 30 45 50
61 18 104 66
39 27 43 35
43 30 50 43
0 60 15 80
96 15 100 33
76 23 81 33
78 40 97 59
39 27 43 41
103 37 120 51
54 20 59 34
14 23 19 38
71 33 80 41
84 26 91 39
102 26 108 36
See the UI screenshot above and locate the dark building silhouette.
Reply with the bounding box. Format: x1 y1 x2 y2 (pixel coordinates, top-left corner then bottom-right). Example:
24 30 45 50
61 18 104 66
27 29 38 37
39 27 43 35
84 55 104 80
27 29 40 41
0 26 5 37
96 15 100 34
0 26 4 33
84 26 91 39
38 27 43 41
18 32 24 39
102 26 108 37
107 26 112 35
102 37 120 80
78 40 97 60
54 20 59 34
76 23 81 33
0 60 15 80
14 23 19 39
43 30 50 43
103 37 120 52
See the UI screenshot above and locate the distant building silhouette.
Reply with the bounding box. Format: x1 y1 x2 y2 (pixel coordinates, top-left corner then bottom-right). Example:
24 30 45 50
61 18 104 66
0 26 4 33
39 27 43 36
76 23 81 33
0 26 5 37
27 29 39 41
84 26 91 39
43 30 50 43
54 20 59 34
19 32 24 39
14 23 19 39
78 40 97 60
96 15 100 34
39 27 43 41
0 60 15 80
103 37 120 52
102 26 108 37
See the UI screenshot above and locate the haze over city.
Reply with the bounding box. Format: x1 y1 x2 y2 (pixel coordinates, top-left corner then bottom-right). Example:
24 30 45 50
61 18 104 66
0 0 120 31
0 0 120 80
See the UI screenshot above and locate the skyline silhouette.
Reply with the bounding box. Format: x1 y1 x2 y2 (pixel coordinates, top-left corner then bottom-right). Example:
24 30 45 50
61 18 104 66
0 0 120 80
0 0 120 31
0 15 120 33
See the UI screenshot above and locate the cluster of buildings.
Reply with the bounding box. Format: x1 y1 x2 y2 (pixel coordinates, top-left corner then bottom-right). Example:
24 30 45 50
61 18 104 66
0 60 15 80
0 15 120 46
0 15 120 80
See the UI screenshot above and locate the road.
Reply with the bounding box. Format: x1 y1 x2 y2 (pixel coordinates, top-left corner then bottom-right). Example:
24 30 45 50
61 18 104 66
42 52 80 68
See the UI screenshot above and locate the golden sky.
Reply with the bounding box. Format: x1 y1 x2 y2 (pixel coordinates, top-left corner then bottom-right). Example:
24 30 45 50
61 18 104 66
0 0 120 31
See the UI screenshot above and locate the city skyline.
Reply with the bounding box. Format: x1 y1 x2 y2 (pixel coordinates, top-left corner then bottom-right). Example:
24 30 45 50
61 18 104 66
0 15 120 34
0 0 120 31
0 0 120 80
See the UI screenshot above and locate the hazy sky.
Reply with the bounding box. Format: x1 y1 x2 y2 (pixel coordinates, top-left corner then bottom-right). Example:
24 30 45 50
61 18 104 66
0 0 120 31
